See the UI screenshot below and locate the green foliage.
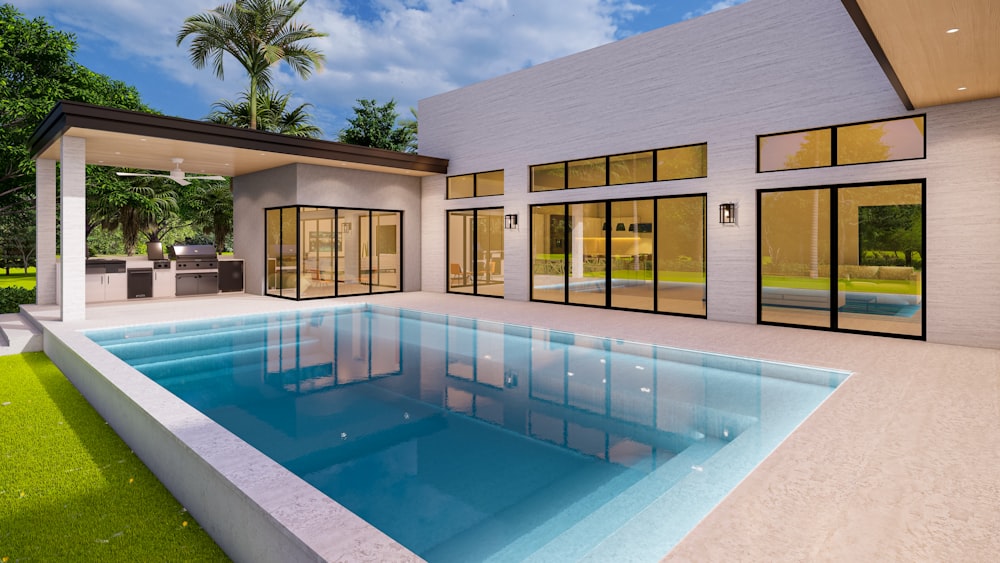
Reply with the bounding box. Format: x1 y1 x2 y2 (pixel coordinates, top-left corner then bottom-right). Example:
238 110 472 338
0 285 34 312
0 4 150 201
0 352 229 561
208 89 322 138
183 182 233 252
177 0 326 130
338 98 417 153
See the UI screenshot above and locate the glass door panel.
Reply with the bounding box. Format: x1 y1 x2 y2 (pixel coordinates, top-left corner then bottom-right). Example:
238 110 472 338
448 210 476 295
531 204 566 302
610 199 654 311
760 189 832 328
338 209 369 296
568 202 606 306
265 208 283 297
657 196 706 316
370 211 400 293
300 207 336 298
837 183 922 337
477 208 504 297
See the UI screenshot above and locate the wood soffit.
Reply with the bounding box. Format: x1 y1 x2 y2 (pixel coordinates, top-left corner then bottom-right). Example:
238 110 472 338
844 0 1000 109
29 101 449 177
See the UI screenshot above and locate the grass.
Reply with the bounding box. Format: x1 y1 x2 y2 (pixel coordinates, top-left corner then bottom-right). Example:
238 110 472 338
762 275 920 295
0 352 229 562
0 268 36 290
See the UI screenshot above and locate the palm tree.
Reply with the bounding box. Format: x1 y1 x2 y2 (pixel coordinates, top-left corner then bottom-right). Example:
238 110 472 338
177 0 326 130
186 182 234 253
208 89 322 138
88 174 180 256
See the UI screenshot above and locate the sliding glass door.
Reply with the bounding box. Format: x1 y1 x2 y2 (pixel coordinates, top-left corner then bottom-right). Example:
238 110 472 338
531 195 706 316
447 207 504 297
758 181 924 338
265 206 402 300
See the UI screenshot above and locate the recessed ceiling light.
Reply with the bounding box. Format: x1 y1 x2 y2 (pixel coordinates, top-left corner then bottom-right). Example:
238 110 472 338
946 28 959 34
958 86 968 91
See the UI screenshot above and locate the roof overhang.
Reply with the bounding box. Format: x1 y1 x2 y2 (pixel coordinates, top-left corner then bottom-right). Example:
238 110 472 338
842 0 1000 109
29 100 449 177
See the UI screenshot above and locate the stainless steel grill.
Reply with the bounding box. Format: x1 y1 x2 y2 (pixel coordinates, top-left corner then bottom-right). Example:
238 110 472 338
169 245 219 295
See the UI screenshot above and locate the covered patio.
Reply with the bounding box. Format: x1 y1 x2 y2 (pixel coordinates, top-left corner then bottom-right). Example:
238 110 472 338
28 100 448 322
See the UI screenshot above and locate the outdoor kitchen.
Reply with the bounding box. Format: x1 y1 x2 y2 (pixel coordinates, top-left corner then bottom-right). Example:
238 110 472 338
60 243 243 304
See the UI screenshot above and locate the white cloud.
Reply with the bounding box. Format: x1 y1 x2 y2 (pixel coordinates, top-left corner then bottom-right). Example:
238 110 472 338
17 0 651 136
683 0 749 20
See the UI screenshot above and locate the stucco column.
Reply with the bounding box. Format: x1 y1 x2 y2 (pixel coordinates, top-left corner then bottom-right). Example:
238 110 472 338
60 136 86 322
35 158 57 305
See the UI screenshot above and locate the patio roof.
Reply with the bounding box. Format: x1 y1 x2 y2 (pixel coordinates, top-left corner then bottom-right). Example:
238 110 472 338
29 100 449 177
842 0 1000 110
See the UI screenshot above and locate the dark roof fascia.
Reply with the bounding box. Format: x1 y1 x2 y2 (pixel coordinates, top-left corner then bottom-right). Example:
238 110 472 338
840 0 915 111
28 100 449 174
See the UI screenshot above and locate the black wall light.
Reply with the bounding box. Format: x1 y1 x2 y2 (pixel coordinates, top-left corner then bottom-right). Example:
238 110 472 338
719 202 737 225
504 213 518 229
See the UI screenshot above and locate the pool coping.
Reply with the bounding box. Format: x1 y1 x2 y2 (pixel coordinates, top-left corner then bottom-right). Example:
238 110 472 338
34 300 422 563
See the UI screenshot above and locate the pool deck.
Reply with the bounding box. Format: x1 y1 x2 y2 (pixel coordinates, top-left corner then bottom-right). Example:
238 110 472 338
24 292 1000 562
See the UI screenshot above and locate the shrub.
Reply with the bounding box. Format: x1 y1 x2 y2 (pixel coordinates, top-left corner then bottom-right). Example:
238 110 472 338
0 286 36 313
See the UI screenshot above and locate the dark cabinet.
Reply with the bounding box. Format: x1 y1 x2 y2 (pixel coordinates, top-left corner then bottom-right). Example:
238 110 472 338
176 273 218 296
219 260 244 292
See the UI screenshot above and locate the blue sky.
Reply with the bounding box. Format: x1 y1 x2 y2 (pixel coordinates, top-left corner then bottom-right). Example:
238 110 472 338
17 0 749 140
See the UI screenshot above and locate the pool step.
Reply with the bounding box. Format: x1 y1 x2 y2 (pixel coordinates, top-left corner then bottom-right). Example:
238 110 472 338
132 337 322 380
0 312 43 356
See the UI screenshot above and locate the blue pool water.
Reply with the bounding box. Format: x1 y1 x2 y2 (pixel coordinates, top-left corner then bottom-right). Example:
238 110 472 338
87 305 849 561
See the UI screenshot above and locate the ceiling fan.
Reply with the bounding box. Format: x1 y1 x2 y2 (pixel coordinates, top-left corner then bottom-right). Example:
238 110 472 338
116 158 227 186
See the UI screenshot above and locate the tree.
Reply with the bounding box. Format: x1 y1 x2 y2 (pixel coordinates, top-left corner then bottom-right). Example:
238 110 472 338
338 98 416 153
208 89 322 138
184 182 234 253
1 5 149 205
87 173 180 256
177 0 326 131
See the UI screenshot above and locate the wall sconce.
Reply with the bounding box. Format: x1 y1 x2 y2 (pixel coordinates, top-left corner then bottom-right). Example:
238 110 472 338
504 213 518 229
341 222 352 234
719 202 737 225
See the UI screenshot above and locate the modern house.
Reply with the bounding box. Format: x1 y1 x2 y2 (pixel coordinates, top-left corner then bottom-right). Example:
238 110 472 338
29 0 1000 350
19 0 1000 560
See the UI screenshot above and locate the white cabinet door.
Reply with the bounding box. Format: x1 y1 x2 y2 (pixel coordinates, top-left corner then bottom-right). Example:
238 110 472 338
85 274 105 302
153 269 175 297
105 273 127 302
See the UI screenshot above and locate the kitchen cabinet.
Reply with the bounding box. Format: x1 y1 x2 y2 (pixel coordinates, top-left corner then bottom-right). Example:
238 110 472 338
85 272 127 302
153 268 175 297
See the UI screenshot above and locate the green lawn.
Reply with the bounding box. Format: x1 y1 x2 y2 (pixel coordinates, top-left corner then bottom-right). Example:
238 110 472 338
763 275 920 295
0 352 229 562
0 268 36 290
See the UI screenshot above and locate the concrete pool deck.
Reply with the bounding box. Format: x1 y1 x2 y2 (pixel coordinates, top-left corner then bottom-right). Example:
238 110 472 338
24 292 1000 561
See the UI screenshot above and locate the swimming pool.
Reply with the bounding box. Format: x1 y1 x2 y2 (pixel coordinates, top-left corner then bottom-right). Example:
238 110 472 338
86 304 849 561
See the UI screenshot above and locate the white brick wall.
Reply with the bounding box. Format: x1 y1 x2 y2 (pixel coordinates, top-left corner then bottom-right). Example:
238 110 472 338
417 0 1000 348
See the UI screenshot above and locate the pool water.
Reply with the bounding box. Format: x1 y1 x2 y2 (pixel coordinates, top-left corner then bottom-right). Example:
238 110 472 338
87 305 848 561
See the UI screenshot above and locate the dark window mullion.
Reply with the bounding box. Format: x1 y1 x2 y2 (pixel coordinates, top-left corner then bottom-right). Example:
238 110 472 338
605 201 612 308
829 188 839 330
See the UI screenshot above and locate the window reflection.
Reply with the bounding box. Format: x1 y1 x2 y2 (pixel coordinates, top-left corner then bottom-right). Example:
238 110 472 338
531 196 706 317
448 207 504 297
265 206 401 300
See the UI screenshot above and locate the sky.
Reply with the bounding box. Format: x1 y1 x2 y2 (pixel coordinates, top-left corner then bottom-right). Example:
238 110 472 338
16 0 750 140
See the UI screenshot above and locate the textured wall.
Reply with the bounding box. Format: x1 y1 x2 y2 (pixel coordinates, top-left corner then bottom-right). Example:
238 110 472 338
417 0 1000 348
233 164 422 295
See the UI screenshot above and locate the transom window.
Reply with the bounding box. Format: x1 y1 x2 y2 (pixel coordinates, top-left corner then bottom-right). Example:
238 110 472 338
530 143 707 192
447 170 504 199
757 115 925 172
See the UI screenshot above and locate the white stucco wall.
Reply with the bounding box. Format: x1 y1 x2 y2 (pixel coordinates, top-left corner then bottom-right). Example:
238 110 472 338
233 164 422 296
416 0 1000 348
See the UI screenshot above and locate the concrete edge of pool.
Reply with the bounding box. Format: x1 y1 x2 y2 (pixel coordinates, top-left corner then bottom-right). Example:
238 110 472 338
39 316 422 563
